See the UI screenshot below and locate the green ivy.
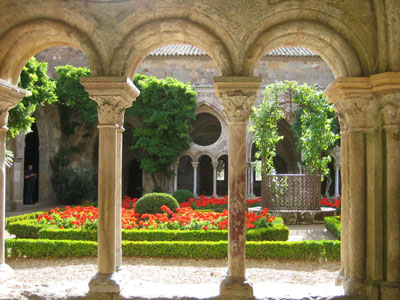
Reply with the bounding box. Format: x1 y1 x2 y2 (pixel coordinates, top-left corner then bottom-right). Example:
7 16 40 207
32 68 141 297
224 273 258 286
8 58 57 137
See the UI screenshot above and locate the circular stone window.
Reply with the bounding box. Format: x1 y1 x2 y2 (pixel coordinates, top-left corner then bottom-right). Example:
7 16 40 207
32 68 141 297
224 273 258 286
192 113 222 146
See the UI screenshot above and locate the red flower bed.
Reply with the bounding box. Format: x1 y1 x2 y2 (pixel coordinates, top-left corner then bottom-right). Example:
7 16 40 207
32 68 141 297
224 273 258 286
37 196 274 231
321 195 341 216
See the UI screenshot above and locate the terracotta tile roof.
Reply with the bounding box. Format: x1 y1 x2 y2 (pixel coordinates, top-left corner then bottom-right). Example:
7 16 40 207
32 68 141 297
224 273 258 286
149 45 318 57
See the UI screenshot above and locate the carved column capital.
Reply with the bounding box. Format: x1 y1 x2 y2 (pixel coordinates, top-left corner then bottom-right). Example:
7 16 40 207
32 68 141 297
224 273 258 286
81 77 140 128
0 79 28 129
325 72 400 132
191 161 199 169
214 76 262 123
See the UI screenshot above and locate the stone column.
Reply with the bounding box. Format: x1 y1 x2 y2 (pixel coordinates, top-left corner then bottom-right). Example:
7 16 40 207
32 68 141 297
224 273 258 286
250 162 255 197
325 72 400 300
214 76 261 299
0 80 27 282
191 161 199 197
173 164 178 192
334 163 341 198
212 161 218 197
246 162 251 198
81 77 139 294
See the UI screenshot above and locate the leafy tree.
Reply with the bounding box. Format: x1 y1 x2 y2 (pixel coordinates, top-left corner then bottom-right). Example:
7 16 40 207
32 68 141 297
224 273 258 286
55 65 95 134
129 75 197 188
8 57 57 137
250 81 339 178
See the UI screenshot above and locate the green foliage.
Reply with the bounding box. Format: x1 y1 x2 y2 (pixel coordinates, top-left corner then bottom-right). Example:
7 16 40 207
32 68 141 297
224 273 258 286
250 81 339 178
39 228 97 241
134 193 179 215
6 239 339 260
55 65 96 133
129 76 197 185
172 189 194 204
51 168 96 205
324 216 341 240
249 86 284 175
6 220 43 239
287 81 339 177
5 239 97 258
5 211 45 229
8 57 57 137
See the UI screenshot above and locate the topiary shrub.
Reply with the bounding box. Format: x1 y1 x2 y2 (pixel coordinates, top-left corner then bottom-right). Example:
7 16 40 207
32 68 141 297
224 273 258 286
172 189 194 204
135 193 179 215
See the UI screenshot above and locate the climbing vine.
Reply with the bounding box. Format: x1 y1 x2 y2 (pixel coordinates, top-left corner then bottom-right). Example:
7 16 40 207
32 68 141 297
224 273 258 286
250 81 339 178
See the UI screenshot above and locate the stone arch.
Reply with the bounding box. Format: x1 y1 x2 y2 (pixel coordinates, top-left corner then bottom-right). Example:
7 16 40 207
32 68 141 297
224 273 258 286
243 20 364 78
111 18 233 78
177 155 194 192
0 19 103 85
198 154 213 196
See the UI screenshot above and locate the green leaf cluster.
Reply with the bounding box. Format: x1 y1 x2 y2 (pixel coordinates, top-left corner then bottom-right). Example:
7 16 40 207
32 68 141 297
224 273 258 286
128 76 197 181
250 81 339 177
8 58 57 137
324 216 341 240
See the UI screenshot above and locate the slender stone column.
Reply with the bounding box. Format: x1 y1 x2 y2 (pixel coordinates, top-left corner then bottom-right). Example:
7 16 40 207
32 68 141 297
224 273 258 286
334 164 340 197
191 161 199 197
173 164 178 192
214 76 261 300
81 77 139 294
246 162 251 197
250 162 255 197
325 72 400 300
0 80 27 282
212 161 218 196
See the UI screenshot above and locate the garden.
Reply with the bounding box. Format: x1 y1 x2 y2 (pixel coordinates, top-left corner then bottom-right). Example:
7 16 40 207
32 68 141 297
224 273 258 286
5 191 341 261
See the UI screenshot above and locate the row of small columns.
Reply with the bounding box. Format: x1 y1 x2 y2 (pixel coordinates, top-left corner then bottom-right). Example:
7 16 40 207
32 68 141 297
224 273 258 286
0 73 399 300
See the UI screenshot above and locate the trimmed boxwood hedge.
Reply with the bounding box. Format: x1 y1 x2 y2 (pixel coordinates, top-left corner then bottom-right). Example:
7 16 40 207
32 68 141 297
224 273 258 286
9 217 289 241
324 216 341 240
38 225 288 242
5 239 340 260
5 211 45 229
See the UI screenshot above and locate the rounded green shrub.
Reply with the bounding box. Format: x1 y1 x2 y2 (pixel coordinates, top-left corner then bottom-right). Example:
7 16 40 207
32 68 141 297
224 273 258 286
172 189 194 204
135 193 179 215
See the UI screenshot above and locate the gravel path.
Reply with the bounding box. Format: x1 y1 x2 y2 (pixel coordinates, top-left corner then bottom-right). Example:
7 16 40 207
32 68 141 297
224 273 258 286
0 257 343 300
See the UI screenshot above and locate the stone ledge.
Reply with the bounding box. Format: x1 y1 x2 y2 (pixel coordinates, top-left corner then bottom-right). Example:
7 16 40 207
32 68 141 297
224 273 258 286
249 206 336 225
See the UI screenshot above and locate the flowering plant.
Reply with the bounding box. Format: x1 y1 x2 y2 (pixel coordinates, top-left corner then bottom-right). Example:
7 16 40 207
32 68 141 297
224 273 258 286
321 195 341 215
37 196 275 231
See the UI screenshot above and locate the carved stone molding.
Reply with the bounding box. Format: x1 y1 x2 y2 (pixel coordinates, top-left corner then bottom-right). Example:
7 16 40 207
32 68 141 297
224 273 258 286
80 77 140 127
324 72 400 132
214 76 262 124
379 93 400 126
0 79 28 129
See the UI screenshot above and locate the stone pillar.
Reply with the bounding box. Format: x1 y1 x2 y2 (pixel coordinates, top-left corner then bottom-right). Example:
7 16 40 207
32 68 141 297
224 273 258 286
173 164 178 192
81 77 139 294
334 163 341 197
214 76 261 299
191 161 199 197
0 80 27 282
246 162 251 198
212 161 218 197
325 72 400 300
250 162 255 197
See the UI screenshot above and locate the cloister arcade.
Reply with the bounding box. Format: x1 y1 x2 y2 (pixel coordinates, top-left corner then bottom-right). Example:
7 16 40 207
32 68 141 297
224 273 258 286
0 1 399 300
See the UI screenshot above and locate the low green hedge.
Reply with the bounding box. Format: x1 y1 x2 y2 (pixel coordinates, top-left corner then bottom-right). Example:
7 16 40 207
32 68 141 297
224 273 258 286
5 211 46 229
7 220 43 239
5 239 340 260
324 216 341 240
37 225 288 242
10 217 289 241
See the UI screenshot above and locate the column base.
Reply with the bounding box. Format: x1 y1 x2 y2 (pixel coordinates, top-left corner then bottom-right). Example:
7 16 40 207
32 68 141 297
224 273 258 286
343 276 400 300
220 275 254 300
88 268 128 293
0 263 15 283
